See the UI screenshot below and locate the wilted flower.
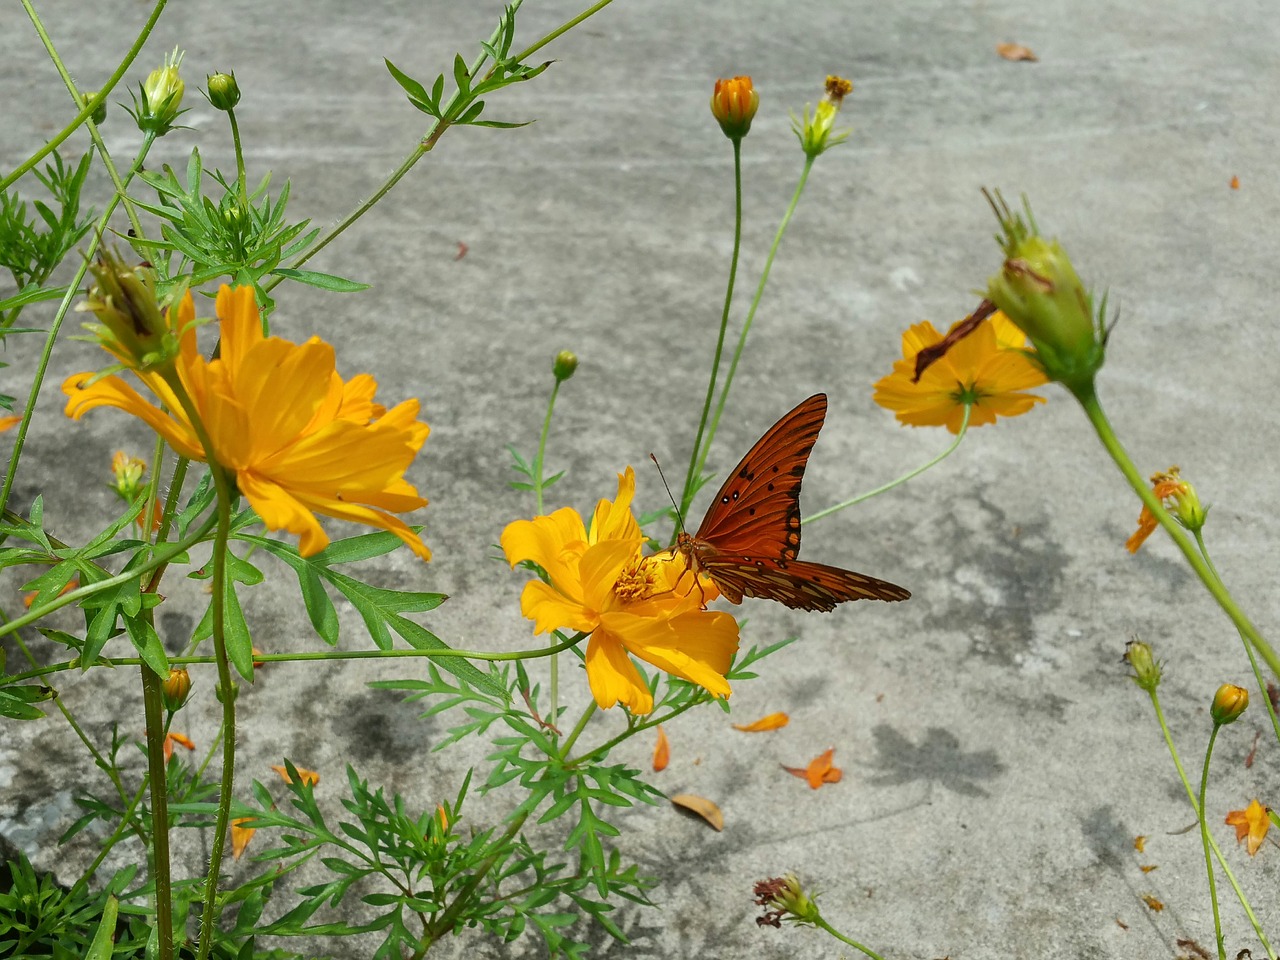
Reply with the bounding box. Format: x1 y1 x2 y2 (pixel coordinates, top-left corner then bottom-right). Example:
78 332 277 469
753 873 821 928
1125 466 1206 553
792 75 853 158
1225 799 1272 856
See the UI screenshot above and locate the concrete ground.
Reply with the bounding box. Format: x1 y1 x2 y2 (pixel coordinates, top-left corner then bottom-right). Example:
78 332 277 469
3 1 1279 958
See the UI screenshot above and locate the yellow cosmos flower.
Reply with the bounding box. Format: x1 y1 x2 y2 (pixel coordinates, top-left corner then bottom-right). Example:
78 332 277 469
1225 799 1272 856
872 311 1048 434
63 285 431 560
501 467 740 715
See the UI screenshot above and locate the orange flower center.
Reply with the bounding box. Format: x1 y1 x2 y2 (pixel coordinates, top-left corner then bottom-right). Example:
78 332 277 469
613 556 659 603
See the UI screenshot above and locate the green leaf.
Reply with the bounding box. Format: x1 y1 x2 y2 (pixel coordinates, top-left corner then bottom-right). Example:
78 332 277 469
387 613 506 699
452 53 472 97
122 612 169 675
85 895 119 960
223 581 255 680
269 267 369 292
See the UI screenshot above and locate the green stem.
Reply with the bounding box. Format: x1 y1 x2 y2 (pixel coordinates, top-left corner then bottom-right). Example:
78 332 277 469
681 135 743 518
227 108 250 209
696 154 816 487
804 403 971 526
1149 689 1274 956
570 694 705 766
508 0 616 63
813 915 886 960
1198 725 1226 960
0 133 158 515
558 702 598 759
140 666 175 960
3 633 587 685
1075 384 1280 679
1193 530 1280 746
422 813 530 948
530 379 562 724
4 0 167 191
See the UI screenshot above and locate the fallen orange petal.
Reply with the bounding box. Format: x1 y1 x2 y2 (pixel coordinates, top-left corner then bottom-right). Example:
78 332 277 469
1230 175 1240 190
1142 894 1163 912
733 712 790 732
1134 835 1147 853
653 726 670 772
671 793 723 831
1225 799 1271 856
1140 864 1158 874
0 414 21 432
996 42 1038 62
231 818 256 860
805 748 838 789
272 764 320 787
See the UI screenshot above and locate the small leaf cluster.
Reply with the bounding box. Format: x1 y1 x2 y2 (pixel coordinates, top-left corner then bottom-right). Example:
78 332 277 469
385 3 552 131
0 150 95 305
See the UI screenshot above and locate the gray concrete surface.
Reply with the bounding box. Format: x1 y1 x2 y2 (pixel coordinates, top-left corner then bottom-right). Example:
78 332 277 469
3 1 1280 958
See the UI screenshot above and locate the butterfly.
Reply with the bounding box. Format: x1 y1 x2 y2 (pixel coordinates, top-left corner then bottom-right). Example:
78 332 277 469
676 394 910 612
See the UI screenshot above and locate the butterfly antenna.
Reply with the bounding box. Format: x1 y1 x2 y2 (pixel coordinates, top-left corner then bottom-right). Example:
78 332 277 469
648 453 687 536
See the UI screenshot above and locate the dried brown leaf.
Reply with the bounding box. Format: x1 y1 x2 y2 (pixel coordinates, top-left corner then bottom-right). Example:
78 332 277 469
996 42 1038 62
671 793 724 831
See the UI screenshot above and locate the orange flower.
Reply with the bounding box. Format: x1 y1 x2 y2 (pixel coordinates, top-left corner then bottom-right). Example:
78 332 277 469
710 76 758 139
63 285 430 559
783 747 842 789
873 311 1048 434
733 712 790 732
501 468 739 715
1225 799 1271 856
653 726 670 772
272 764 320 787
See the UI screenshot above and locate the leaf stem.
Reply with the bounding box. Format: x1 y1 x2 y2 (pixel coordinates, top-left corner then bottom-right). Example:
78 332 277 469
1198 724 1226 960
813 915 887 960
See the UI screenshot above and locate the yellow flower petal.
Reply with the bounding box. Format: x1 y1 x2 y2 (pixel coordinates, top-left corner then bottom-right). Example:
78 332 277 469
585 631 654 714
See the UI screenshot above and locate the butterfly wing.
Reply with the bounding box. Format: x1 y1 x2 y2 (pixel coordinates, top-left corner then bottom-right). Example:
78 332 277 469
700 555 911 612
693 393 828 560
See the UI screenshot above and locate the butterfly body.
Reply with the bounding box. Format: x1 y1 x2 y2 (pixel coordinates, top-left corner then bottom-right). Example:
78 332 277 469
678 394 910 612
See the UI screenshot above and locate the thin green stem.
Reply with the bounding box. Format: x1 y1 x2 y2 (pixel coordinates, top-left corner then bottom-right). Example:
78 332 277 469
66 778 148 903
804 404 971 526
5 0 166 191
3 633 586 685
1148 689 1274 956
813 916 886 960
140 666 175 960
509 0 616 63
696 154 816 487
570 694 705 767
1194 529 1280 746
681 136 743 518
227 108 250 209
558 702 598 759
530 379 562 725
1198 725 1226 960
1075 384 1280 679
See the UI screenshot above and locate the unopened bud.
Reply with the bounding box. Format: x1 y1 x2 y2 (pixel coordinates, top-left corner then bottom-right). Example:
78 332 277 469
1124 640 1162 693
134 48 186 136
81 90 107 125
552 350 578 382
161 667 191 711
206 71 241 112
1211 683 1249 725
710 76 758 140
110 451 147 501
77 250 178 370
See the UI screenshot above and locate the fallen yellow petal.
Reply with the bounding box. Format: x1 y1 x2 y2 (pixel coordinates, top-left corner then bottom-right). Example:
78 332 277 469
1142 894 1163 912
231 818 256 860
653 726 670 772
732 711 790 732
272 764 320 787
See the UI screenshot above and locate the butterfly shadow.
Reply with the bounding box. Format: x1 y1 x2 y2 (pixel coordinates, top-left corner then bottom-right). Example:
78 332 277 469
862 724 1006 800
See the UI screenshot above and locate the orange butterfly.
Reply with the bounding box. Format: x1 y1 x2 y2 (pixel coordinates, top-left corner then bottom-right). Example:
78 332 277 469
676 394 910 612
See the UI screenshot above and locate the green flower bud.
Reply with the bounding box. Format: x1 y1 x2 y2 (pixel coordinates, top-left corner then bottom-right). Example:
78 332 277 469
81 90 107 125
552 350 578 382
1211 683 1248 725
1124 640 1162 693
985 191 1107 395
133 48 186 136
207 71 241 112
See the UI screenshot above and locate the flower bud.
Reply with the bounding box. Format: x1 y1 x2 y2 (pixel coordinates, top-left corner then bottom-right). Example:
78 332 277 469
133 48 186 136
162 667 191 711
552 350 578 382
77 251 179 370
792 75 853 159
81 90 107 125
985 191 1106 395
710 76 758 140
206 71 240 111
1211 683 1249 725
1124 640 1162 693
110 451 147 501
